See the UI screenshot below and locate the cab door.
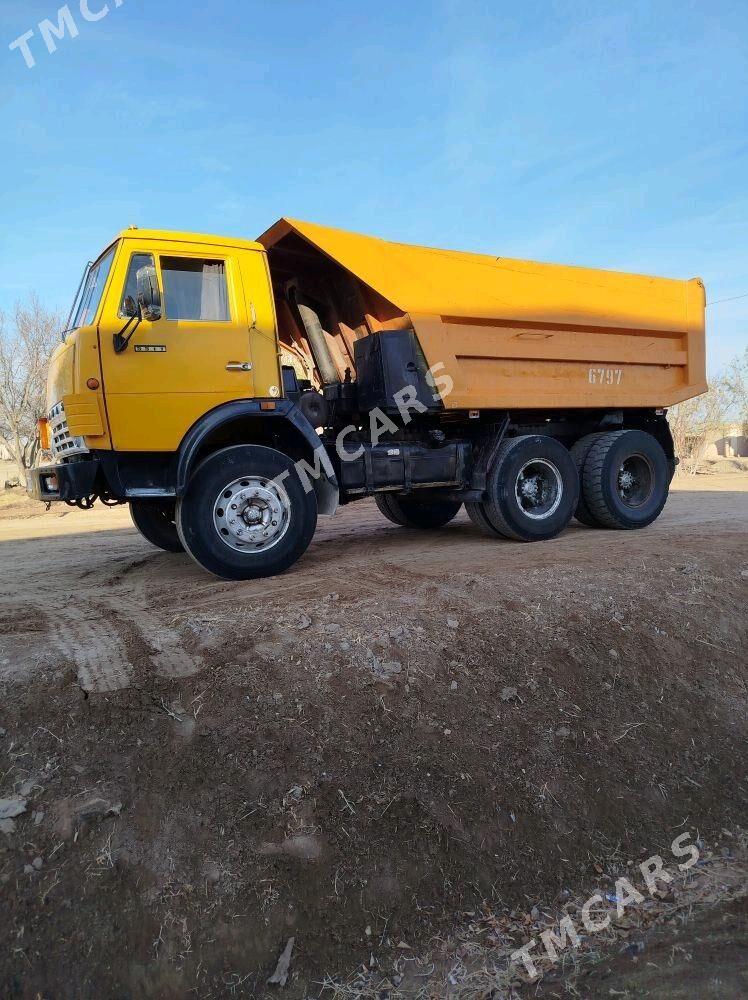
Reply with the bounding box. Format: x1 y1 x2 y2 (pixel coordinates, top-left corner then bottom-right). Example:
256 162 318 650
99 239 255 452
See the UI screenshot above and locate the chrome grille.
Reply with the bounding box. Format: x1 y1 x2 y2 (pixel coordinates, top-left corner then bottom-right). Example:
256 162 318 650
49 401 89 459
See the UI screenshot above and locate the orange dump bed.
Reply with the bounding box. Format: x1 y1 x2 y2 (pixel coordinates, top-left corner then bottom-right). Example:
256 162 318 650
259 219 707 410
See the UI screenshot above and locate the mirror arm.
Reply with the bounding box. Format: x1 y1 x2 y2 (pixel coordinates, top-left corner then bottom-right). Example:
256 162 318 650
113 313 142 354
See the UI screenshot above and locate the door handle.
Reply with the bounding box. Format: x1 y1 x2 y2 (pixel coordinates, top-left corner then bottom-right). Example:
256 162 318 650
226 362 253 371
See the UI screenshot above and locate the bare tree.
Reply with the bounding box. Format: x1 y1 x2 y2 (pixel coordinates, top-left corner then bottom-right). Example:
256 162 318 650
668 347 747 473
723 346 748 424
0 295 60 480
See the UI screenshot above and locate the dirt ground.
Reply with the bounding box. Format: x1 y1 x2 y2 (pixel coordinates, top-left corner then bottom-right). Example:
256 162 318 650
0 474 747 998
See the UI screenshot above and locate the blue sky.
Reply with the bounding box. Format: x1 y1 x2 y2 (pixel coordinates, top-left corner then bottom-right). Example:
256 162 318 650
1 0 746 371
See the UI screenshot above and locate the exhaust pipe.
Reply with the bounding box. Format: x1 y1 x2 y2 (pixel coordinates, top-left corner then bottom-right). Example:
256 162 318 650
287 285 340 386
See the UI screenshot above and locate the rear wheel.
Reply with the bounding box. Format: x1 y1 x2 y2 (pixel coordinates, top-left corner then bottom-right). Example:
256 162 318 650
465 501 496 534
582 430 669 529
375 493 462 529
130 500 183 553
569 432 606 526
176 445 318 580
467 435 578 542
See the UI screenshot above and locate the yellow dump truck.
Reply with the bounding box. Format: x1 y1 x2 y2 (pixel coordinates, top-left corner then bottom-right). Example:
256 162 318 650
29 220 707 579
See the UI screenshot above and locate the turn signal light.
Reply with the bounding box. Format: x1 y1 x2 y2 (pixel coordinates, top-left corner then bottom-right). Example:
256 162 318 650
37 417 50 451
86 377 100 390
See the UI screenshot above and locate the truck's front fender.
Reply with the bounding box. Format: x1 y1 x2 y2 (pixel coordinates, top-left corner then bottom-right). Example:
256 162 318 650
175 399 339 515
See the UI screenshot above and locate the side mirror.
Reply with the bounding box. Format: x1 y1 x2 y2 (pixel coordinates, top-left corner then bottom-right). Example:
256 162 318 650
122 294 139 318
136 265 161 322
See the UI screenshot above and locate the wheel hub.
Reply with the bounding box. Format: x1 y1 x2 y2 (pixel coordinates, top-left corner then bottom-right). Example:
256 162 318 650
616 454 654 508
515 459 563 520
213 477 291 553
520 477 541 500
242 504 264 526
618 469 635 490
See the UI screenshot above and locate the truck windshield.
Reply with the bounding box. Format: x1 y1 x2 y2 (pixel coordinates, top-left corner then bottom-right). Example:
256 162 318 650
62 245 116 339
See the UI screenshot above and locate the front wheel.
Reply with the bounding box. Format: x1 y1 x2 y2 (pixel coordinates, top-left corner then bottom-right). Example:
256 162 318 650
176 445 318 580
130 500 183 553
375 494 462 529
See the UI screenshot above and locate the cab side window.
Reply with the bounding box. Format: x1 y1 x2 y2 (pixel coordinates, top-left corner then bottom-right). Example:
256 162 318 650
119 252 155 317
160 257 230 322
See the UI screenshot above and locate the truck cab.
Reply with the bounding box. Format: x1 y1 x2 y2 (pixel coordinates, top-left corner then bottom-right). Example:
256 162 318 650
42 229 285 457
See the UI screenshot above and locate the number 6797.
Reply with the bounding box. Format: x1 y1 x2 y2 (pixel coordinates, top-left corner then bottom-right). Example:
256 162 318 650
588 368 623 385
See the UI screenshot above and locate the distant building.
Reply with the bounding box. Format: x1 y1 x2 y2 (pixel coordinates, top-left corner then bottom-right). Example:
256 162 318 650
702 422 748 459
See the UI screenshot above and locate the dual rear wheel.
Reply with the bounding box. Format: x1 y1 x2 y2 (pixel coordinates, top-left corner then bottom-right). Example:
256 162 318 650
377 435 580 543
466 435 579 541
378 430 670 542
572 429 670 529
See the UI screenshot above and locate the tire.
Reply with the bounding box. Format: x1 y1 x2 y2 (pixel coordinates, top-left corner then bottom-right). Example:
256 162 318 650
470 435 579 542
569 432 606 526
375 493 462 529
130 500 183 553
465 501 496 534
175 445 318 580
582 430 670 529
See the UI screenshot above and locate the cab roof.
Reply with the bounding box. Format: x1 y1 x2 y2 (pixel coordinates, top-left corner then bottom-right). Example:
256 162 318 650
116 227 264 252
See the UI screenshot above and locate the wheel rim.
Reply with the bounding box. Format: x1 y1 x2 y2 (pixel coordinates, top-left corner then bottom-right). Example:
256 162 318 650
616 453 654 508
514 459 563 520
213 476 291 553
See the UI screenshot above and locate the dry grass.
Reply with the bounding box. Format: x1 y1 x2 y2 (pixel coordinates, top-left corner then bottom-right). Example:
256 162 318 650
317 834 748 999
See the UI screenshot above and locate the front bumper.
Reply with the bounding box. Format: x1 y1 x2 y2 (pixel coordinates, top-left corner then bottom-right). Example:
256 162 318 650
27 460 100 502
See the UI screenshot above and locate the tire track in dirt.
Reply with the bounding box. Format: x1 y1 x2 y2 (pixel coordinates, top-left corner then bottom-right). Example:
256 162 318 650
52 592 204 692
107 594 207 682
52 605 135 693
70 545 214 681
333 561 489 612
126 607 204 680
